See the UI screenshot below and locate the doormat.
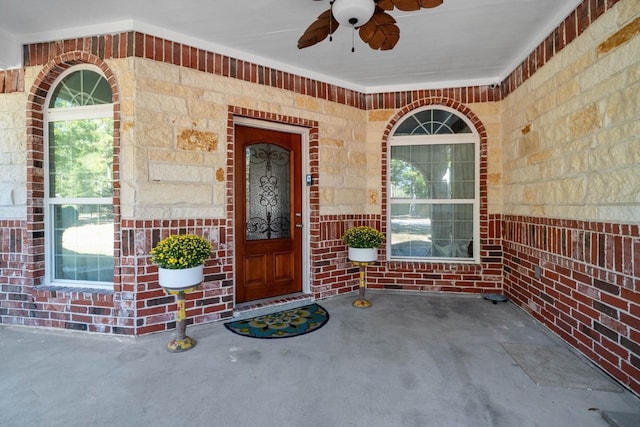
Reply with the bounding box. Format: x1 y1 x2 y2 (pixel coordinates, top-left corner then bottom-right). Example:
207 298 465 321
503 343 621 391
224 304 329 339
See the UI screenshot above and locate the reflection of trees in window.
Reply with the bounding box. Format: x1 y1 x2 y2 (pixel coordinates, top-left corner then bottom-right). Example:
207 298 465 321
49 118 113 198
390 158 428 199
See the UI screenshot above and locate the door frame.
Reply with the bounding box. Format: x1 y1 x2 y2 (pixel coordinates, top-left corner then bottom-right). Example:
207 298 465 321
232 116 310 302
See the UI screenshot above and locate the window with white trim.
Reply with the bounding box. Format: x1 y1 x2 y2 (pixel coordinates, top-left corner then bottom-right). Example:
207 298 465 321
45 67 114 288
388 107 479 262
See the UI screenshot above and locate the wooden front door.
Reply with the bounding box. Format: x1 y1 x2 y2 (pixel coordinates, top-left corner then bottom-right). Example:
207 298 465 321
234 125 303 303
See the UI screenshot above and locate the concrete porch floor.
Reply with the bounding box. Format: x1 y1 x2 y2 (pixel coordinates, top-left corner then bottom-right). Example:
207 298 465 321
1 292 638 427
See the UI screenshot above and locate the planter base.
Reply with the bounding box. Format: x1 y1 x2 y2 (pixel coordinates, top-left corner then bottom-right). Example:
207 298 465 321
162 286 199 353
352 260 375 309
167 336 197 353
352 298 372 309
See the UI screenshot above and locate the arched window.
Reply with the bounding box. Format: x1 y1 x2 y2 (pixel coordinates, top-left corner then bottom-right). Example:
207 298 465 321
388 107 479 262
44 67 114 288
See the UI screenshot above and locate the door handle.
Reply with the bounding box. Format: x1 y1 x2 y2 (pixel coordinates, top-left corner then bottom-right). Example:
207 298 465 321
295 223 304 228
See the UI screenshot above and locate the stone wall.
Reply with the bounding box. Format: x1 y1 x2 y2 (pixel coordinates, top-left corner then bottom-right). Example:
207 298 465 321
0 75 27 219
121 57 370 219
501 1 639 223
501 0 640 394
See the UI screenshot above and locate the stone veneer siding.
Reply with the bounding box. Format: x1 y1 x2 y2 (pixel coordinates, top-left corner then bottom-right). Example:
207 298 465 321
0 0 638 396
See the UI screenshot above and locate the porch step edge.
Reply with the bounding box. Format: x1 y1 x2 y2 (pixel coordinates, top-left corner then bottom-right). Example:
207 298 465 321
232 294 315 321
602 411 640 427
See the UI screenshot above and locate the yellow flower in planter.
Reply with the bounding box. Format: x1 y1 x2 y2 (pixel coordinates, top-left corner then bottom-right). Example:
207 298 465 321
151 234 213 269
342 225 384 249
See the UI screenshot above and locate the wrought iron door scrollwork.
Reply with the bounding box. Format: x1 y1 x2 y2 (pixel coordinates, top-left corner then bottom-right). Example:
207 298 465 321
246 143 291 240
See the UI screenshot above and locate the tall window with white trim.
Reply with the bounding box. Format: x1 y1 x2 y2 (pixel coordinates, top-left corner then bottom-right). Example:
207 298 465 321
45 67 114 287
388 107 479 262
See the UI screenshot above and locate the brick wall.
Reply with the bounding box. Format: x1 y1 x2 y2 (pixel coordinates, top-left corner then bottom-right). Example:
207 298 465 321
0 221 28 321
0 69 24 94
0 219 133 333
503 215 640 394
313 213 503 298
120 219 234 335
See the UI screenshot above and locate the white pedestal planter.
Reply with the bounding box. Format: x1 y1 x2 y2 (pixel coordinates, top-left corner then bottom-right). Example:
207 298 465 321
348 247 378 262
157 264 204 352
158 264 204 290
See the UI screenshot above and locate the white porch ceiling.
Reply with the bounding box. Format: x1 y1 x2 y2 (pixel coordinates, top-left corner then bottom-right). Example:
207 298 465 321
0 0 582 92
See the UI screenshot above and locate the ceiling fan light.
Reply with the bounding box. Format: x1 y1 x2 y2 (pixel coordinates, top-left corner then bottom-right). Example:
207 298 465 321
332 0 375 28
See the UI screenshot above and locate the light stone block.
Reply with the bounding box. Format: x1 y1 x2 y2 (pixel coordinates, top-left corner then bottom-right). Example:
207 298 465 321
364 174 381 190
517 131 540 157
170 206 224 218
320 147 348 165
321 138 345 148
135 124 174 149
136 91 188 114
365 152 380 169
149 149 203 164
0 130 24 155
138 78 204 99
569 103 601 138
136 59 180 83
587 168 640 203
320 188 335 204
212 184 226 205
340 174 367 188
318 164 344 175
136 182 212 205
0 186 14 205
628 61 640 84
597 205 640 222
294 95 320 111
119 181 136 208
487 173 502 186
0 206 25 219
320 175 345 188
149 163 215 183
334 188 367 205
176 129 218 152
132 206 172 219
347 151 366 167
368 110 394 122
188 99 226 120
0 110 25 129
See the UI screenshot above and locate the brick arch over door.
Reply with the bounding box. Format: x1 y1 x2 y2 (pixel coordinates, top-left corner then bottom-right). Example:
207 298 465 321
25 52 121 289
380 97 488 258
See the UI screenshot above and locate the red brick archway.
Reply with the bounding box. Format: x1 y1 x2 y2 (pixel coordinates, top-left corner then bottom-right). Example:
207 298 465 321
25 52 121 290
380 97 489 257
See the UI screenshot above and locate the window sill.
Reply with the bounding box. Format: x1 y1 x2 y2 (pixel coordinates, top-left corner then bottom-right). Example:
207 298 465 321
36 285 114 295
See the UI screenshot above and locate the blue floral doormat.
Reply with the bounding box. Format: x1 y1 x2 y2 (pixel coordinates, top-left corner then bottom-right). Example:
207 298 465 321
224 303 329 339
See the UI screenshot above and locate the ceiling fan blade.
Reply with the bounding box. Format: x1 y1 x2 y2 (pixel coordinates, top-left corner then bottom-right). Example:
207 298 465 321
375 0 396 11
420 0 444 8
297 9 340 49
359 10 400 50
376 0 443 12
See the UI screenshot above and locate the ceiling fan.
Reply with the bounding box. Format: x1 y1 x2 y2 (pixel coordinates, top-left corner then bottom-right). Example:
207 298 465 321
298 0 444 51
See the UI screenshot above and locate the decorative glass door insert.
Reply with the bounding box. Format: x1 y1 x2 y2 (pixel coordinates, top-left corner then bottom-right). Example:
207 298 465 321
245 143 290 241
